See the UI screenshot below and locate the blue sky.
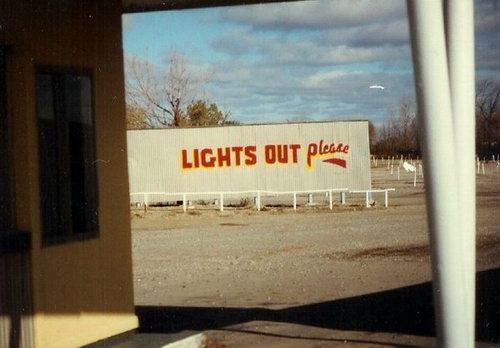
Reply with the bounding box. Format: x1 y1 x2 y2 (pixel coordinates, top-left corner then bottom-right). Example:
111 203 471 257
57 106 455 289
123 0 500 126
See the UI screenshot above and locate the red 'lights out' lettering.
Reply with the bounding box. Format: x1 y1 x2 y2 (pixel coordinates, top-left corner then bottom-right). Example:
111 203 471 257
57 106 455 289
182 146 257 169
264 144 301 164
181 140 348 170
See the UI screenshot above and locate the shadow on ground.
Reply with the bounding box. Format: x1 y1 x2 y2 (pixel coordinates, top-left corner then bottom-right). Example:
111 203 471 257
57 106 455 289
136 268 500 343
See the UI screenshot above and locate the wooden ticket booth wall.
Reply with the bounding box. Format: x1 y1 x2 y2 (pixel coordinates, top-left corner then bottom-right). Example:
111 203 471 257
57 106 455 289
0 1 138 346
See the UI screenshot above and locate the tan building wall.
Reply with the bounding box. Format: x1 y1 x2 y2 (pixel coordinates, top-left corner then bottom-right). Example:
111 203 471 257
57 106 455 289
0 1 138 346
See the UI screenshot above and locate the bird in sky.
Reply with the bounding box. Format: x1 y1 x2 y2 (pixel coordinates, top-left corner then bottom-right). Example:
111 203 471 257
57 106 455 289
369 84 385 90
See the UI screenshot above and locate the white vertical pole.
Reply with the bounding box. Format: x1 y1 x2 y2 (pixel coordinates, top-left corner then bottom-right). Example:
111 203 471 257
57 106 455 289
220 193 224 212
407 1 470 347
414 170 417 187
390 164 394 175
257 191 261 211
293 192 297 211
444 0 476 346
365 192 369 208
384 190 388 208
182 193 187 213
397 166 400 180
481 163 485 176
340 192 346 205
329 190 333 210
308 193 313 205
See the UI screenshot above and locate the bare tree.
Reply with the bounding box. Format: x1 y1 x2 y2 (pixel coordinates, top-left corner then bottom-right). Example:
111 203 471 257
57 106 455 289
373 95 419 156
164 52 191 127
125 52 194 127
126 104 148 129
368 120 376 151
476 79 500 157
397 95 419 153
125 52 237 129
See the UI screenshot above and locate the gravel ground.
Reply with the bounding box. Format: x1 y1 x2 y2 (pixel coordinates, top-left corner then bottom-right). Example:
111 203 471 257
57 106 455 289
130 163 500 346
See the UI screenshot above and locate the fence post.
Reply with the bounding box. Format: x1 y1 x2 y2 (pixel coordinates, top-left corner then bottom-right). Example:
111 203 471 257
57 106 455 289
220 193 224 212
341 191 346 205
293 192 297 212
182 194 187 213
144 194 149 213
385 190 389 208
365 192 370 208
329 190 333 210
257 191 261 211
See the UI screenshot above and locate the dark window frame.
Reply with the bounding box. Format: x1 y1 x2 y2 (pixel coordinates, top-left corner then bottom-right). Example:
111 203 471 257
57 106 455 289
0 45 31 254
36 66 100 247
0 45 13 231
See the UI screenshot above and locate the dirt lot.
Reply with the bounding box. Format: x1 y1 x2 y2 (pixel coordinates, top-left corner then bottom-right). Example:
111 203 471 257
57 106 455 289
131 163 500 346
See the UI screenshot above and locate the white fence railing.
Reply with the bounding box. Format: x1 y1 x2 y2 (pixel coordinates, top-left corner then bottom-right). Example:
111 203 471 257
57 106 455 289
130 187 396 212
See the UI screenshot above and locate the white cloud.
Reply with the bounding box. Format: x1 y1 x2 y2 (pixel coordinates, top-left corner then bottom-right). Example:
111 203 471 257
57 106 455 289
213 29 410 66
321 20 409 47
204 55 413 124
474 0 500 71
219 0 405 31
303 70 364 89
475 0 500 34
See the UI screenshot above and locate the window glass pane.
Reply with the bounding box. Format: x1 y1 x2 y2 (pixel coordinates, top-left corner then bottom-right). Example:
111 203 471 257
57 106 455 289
37 70 99 243
64 75 98 234
37 74 63 239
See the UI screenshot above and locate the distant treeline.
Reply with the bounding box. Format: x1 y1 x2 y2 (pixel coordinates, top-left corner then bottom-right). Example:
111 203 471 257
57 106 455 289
370 79 500 160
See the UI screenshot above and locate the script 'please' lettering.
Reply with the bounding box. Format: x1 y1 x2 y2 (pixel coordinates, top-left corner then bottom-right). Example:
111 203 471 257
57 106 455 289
306 140 349 168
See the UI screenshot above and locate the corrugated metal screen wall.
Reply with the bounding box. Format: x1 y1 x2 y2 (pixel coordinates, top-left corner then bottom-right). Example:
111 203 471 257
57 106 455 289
127 121 371 199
